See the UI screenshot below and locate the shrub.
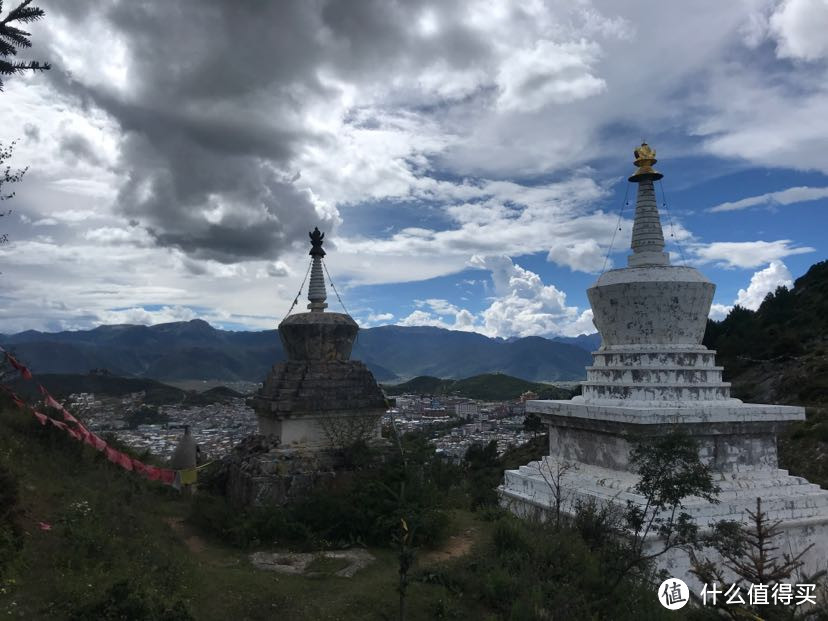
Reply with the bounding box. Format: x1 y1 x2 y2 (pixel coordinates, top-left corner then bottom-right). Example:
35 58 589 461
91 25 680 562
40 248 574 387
0 463 22 579
68 580 194 621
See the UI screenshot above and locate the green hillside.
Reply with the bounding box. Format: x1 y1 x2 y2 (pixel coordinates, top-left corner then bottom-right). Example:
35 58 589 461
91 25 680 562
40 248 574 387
6 373 186 405
704 259 828 407
0 404 679 620
383 372 574 401
0 406 480 620
704 260 828 489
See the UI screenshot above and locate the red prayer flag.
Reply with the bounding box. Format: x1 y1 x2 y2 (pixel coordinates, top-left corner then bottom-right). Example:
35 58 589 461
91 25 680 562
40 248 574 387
60 408 80 425
45 394 62 411
144 465 162 481
105 446 120 463
1 386 26 410
32 410 48 426
90 434 107 451
5 352 33 380
159 469 176 485
51 419 68 431
132 459 148 476
116 451 133 471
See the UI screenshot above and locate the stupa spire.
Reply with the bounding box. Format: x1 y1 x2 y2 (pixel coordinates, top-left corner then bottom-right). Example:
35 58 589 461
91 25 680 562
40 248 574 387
627 142 669 267
307 227 328 312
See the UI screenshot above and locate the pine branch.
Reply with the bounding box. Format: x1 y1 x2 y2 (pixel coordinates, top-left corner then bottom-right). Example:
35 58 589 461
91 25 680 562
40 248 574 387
3 1 45 25
0 24 33 47
0 57 48 74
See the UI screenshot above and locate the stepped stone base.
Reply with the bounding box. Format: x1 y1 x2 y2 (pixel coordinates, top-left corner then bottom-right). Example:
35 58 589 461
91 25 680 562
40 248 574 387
499 399 828 584
217 435 392 508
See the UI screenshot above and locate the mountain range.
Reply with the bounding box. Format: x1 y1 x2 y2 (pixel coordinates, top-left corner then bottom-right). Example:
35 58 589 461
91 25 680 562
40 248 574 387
0 322 597 384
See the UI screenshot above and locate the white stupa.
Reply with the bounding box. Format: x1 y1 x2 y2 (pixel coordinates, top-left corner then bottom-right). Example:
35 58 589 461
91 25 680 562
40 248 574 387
499 143 828 580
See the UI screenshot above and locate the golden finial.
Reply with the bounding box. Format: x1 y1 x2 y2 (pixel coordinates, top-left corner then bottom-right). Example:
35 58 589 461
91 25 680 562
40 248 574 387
628 142 663 182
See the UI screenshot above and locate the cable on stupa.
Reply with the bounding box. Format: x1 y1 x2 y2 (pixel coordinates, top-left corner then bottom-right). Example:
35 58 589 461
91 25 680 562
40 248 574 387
656 179 687 266
322 258 351 317
600 181 631 276
280 258 313 324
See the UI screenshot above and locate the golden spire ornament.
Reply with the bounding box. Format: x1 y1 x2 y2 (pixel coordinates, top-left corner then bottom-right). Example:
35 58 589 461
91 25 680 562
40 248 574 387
628 142 663 182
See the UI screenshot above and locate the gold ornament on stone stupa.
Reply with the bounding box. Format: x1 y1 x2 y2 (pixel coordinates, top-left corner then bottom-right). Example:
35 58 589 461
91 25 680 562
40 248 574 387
628 141 663 182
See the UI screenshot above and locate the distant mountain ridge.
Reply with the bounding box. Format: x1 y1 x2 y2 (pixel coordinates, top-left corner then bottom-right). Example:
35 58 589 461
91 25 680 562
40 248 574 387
1 321 593 384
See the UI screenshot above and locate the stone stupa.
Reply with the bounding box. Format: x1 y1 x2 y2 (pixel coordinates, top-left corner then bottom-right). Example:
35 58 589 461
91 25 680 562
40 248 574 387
249 227 386 448
499 143 828 580
224 228 387 506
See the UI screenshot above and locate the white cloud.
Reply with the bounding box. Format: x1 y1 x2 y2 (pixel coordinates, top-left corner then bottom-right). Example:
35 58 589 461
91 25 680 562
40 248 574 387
366 312 394 323
84 226 153 246
471 256 585 337
734 259 793 310
708 260 794 318
398 299 480 333
98 305 198 326
546 239 606 273
694 240 814 269
395 258 596 338
0 1 824 335
496 40 606 112
769 0 828 60
709 186 828 212
708 303 732 321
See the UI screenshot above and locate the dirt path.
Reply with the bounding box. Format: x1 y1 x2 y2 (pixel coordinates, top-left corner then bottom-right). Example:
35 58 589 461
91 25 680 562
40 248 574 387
164 516 207 555
419 527 477 565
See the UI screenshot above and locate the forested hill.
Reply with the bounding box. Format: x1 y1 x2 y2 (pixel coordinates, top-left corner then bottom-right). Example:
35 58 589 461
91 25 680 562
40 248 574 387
382 373 575 401
703 260 828 407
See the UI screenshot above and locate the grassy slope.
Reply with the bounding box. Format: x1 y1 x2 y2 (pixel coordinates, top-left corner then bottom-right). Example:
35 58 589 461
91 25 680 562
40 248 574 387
0 406 491 621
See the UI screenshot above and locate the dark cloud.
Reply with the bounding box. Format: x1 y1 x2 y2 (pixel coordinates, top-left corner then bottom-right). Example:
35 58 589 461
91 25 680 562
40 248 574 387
58 131 103 166
41 0 497 263
23 123 40 143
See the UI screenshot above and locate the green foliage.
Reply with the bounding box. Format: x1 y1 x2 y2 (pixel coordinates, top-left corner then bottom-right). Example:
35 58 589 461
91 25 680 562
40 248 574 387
690 498 828 620
432 514 673 620
0 463 21 580
522 413 544 435
68 580 194 621
704 261 828 400
464 440 501 510
0 407 192 618
191 436 459 551
572 497 624 552
624 431 719 572
126 404 170 428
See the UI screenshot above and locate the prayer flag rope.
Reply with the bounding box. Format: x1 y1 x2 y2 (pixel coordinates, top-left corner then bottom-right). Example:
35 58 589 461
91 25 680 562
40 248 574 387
1 348 190 487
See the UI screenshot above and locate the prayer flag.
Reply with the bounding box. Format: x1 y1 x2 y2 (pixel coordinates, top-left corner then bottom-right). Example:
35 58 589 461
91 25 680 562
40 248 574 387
179 467 198 486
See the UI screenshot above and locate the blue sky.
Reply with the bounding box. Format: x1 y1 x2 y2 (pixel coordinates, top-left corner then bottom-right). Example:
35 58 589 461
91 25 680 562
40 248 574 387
0 0 826 336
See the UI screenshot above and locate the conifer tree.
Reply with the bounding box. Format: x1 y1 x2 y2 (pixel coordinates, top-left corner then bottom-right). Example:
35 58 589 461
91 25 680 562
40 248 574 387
0 0 50 91
0 1 49 250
